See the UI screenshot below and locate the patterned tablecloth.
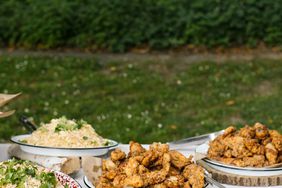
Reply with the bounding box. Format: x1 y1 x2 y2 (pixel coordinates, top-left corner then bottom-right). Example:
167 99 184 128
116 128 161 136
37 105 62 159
0 144 280 188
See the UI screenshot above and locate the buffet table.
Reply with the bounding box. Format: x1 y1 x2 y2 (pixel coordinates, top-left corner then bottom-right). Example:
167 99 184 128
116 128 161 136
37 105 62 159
0 144 280 188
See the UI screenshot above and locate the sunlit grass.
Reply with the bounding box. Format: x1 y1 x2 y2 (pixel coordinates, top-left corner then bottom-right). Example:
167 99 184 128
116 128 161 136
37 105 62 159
0 56 281 143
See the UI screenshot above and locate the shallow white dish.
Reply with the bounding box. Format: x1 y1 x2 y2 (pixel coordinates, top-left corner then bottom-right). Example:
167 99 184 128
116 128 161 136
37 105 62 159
196 142 282 176
84 176 95 188
11 134 118 157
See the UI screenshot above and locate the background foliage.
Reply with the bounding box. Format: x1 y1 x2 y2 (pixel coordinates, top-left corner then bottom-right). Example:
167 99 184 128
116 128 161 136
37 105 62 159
1 0 282 52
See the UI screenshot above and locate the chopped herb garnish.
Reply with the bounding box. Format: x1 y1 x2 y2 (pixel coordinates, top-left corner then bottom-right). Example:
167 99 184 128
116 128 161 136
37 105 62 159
104 140 111 146
77 119 87 129
38 127 48 132
54 123 67 132
54 117 87 132
91 141 97 145
83 136 88 140
39 172 57 187
25 167 36 177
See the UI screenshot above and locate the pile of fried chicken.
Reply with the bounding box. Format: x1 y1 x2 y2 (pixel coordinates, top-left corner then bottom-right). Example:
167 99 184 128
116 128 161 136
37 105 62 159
95 142 205 188
208 122 282 167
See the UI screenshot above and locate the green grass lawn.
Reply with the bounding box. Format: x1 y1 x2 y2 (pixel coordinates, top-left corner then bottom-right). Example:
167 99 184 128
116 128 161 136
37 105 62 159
0 55 281 143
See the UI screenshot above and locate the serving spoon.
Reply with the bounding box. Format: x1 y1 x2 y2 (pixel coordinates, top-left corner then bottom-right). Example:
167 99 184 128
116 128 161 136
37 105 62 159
0 93 21 107
19 115 37 132
168 130 224 150
0 110 16 118
0 93 21 118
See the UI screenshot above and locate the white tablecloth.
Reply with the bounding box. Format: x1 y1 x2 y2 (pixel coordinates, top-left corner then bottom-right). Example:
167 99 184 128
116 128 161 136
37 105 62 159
0 144 280 188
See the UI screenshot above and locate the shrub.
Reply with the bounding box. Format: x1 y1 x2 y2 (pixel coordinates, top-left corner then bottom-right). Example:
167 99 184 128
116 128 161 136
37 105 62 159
1 0 282 52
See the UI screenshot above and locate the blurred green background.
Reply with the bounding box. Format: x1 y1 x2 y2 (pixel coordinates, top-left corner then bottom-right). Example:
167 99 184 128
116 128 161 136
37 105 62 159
1 55 281 143
0 0 282 143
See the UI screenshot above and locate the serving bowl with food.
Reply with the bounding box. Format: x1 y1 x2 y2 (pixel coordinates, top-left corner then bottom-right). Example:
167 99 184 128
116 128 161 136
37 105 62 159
82 141 209 188
11 117 118 156
0 158 81 188
196 122 282 176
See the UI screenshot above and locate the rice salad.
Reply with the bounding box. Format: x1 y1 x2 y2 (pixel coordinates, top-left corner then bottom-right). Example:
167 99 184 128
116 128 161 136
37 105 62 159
23 117 109 148
0 159 64 188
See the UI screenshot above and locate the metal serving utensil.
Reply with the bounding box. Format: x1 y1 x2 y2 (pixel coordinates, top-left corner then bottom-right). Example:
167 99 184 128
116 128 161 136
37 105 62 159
169 130 224 150
19 115 37 132
205 173 226 188
197 159 226 188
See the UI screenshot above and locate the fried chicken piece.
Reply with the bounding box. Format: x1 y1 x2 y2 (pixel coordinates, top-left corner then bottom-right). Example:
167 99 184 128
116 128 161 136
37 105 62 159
95 182 112 188
142 150 159 167
138 164 149 174
223 126 236 137
183 181 191 188
254 122 269 139
182 164 205 188
231 159 245 167
150 142 170 153
95 176 113 188
244 139 265 155
129 141 146 157
220 157 262 168
242 155 266 167
220 154 266 167
124 157 140 177
125 174 144 187
145 144 170 168
269 130 282 152
269 130 282 137
208 127 238 159
142 153 171 186
238 125 255 138
102 159 117 171
278 151 282 163
218 157 236 165
265 143 278 165
223 136 252 158
151 184 167 188
104 169 117 180
207 139 226 158
142 167 168 186
169 150 192 169
223 149 232 158
262 137 272 146
112 174 127 187
111 149 126 162
168 166 181 176
164 175 185 187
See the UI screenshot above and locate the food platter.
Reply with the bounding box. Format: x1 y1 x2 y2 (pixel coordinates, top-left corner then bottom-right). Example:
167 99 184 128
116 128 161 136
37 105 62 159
83 176 95 188
11 134 118 156
0 159 82 188
83 176 212 188
196 142 282 176
54 171 82 188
